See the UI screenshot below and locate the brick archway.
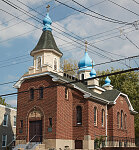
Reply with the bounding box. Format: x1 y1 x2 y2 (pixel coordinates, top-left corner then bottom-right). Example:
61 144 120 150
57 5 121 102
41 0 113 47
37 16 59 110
27 107 44 143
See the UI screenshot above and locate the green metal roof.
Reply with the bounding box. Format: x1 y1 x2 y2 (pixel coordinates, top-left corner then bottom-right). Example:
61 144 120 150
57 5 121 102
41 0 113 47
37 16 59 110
31 30 63 55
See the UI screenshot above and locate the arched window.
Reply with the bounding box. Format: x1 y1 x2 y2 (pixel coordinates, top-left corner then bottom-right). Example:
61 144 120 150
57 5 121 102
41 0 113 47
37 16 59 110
39 87 43 99
121 110 123 129
36 57 42 70
124 114 127 129
54 58 57 71
30 88 34 100
81 74 84 80
102 109 105 127
117 112 120 128
65 87 68 99
76 106 82 125
94 107 97 126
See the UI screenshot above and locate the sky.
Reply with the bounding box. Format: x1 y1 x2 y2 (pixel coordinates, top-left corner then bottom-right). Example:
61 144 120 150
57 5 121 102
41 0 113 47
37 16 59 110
0 0 139 107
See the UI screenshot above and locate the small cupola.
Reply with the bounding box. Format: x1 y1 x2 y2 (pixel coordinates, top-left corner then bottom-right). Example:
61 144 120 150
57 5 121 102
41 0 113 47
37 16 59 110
28 5 63 76
102 76 113 90
78 41 92 80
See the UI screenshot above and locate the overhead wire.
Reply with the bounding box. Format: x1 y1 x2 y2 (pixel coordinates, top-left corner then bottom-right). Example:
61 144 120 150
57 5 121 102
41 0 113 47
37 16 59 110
55 0 131 25
71 0 130 24
132 0 139 5
0 67 138 97
107 0 139 17
0 54 138 86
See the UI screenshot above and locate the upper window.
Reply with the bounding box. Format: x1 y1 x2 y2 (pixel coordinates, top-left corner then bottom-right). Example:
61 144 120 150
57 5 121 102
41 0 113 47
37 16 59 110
65 87 68 99
2 135 7 147
3 114 8 126
20 120 23 128
117 112 120 128
49 118 52 127
54 58 57 71
102 109 105 127
81 74 84 80
94 107 97 126
36 56 42 70
121 110 123 129
13 116 16 127
124 114 127 129
76 106 82 125
30 88 34 100
39 87 43 99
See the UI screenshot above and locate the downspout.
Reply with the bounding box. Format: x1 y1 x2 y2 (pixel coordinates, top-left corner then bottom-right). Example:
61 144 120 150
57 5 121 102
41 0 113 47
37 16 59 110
106 104 107 147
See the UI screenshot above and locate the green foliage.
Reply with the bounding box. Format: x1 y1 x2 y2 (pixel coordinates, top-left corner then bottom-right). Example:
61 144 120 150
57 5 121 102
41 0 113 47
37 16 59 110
0 97 7 106
61 59 78 77
0 97 17 109
97 68 139 139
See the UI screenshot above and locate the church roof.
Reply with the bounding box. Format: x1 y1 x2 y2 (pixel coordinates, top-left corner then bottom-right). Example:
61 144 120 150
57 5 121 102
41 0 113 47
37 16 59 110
30 30 63 56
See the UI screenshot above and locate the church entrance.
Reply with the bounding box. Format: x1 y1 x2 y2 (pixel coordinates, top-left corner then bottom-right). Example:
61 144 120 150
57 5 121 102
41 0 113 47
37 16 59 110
29 120 42 142
28 108 43 143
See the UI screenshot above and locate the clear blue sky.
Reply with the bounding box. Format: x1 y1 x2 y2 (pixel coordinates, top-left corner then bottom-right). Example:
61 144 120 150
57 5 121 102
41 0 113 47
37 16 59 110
0 0 139 107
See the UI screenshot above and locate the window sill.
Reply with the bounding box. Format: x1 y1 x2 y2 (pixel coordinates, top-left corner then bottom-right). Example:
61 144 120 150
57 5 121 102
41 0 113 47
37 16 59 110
13 126 16 128
3 125 8 127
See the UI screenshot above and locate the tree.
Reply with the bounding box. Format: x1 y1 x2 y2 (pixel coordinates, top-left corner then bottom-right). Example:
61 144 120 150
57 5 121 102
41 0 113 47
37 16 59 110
97 68 139 140
0 97 7 106
61 59 78 77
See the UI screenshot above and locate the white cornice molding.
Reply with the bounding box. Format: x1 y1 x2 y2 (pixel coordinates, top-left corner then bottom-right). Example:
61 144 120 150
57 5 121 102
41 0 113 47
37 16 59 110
31 49 63 57
88 85 105 92
0 104 17 111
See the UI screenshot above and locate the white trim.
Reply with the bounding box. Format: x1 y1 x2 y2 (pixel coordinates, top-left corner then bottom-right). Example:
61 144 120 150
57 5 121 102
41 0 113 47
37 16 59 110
0 104 17 111
88 85 105 92
112 92 137 114
13 116 16 127
31 49 63 57
36 55 42 70
2 135 7 147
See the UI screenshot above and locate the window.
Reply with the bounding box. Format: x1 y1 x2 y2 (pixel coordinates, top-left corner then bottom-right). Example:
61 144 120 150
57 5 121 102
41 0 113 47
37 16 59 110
2 135 7 147
102 109 105 127
49 118 52 127
121 110 123 129
39 87 43 99
94 107 97 126
81 74 84 80
76 106 82 125
30 88 34 100
54 58 57 71
124 114 127 129
36 56 42 70
20 120 23 128
3 114 8 126
117 112 120 128
13 116 16 127
65 87 68 99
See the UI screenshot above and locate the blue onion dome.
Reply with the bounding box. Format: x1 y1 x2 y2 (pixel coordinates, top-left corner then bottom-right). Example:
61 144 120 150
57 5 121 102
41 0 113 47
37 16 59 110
90 68 96 77
43 12 52 31
78 51 92 70
104 76 111 86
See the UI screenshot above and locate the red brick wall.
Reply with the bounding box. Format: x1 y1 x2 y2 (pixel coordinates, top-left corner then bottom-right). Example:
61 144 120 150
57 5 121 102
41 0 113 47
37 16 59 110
88 100 106 139
107 95 135 139
16 75 58 141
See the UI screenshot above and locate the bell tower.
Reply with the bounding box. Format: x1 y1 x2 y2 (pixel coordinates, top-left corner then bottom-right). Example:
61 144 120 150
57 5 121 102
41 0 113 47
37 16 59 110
28 5 63 75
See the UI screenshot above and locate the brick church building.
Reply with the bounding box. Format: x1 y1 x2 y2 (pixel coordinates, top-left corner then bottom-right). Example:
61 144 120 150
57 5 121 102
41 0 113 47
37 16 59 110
14 8 137 150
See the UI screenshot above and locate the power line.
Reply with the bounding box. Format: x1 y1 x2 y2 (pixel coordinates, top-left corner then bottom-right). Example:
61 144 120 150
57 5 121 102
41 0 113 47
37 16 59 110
0 55 138 86
0 67 138 97
108 0 139 17
55 0 131 24
132 0 139 5
0 0 135 66
71 0 130 24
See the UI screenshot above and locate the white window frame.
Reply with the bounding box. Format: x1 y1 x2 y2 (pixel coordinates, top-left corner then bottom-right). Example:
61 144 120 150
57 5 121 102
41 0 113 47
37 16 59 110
3 114 8 126
102 109 105 127
36 55 42 70
13 116 16 127
54 58 57 71
2 135 7 147
94 107 97 126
